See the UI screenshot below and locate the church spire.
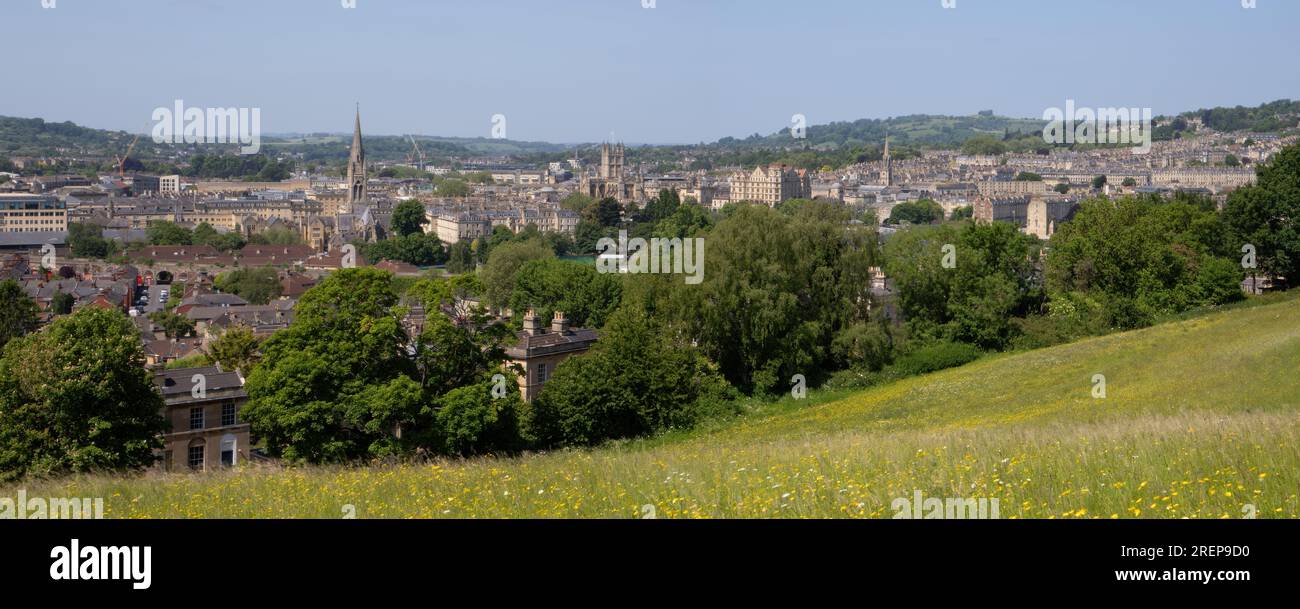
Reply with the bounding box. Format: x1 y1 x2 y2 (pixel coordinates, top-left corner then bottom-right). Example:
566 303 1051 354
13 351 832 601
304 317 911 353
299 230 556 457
881 132 893 187
346 105 366 206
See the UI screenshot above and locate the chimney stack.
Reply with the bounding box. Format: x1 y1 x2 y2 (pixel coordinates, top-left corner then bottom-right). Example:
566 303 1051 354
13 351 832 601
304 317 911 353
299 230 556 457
551 311 569 334
522 309 544 336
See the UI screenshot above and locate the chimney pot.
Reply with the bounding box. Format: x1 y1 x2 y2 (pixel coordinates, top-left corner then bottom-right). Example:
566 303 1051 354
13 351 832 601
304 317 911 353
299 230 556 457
522 308 544 336
551 310 569 334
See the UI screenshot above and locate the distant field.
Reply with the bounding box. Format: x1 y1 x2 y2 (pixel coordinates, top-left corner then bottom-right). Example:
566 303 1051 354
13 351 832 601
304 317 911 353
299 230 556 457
9 297 1300 519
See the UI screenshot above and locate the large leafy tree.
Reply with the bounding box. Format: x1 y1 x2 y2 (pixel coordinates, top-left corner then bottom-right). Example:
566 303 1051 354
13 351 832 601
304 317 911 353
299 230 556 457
0 308 165 481
68 222 115 258
362 232 446 267
663 201 876 393
1046 195 1242 328
509 258 622 329
208 325 259 376
883 221 1042 348
0 280 39 351
214 266 282 304
147 220 193 245
1223 143 1300 286
242 268 416 462
391 199 429 238
243 268 516 462
529 307 735 447
887 199 944 225
479 238 554 311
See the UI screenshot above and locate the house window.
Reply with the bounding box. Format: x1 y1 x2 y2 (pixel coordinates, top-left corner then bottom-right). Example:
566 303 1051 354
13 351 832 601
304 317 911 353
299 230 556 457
188 445 204 470
537 363 548 384
189 407 204 430
221 402 236 427
220 434 237 467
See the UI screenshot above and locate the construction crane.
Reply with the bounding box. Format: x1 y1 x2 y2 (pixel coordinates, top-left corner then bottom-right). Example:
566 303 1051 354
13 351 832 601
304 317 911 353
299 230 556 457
115 132 142 177
406 135 426 171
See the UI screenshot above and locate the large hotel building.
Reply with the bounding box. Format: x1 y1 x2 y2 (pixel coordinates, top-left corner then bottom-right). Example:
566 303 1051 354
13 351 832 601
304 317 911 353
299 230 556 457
728 164 812 206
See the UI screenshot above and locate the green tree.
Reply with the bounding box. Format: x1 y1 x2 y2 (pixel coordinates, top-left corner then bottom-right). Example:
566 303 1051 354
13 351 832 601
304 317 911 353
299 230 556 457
0 307 165 481
391 199 429 238
0 280 39 350
961 135 1007 156
573 220 608 254
149 311 196 338
642 189 681 223
1046 195 1243 328
479 238 554 310
664 202 876 393
561 192 596 214
883 221 1042 349
1223 143 1300 286
242 268 416 462
887 199 944 225
192 222 219 246
509 258 622 328
208 325 259 376
585 197 623 227
51 291 75 315
68 222 115 258
528 307 735 447
433 377 524 455
214 266 282 305
147 221 193 245
436 179 470 197
363 233 447 267
445 240 476 274
1092 175 1107 189
654 202 715 239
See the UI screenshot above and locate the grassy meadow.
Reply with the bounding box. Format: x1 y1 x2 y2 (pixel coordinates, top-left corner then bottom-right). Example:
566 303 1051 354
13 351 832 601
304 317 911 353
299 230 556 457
8 296 1300 518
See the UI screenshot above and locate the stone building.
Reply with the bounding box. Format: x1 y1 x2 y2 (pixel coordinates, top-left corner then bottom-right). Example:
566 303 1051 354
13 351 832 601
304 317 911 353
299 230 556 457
153 365 250 472
580 143 645 204
728 164 811 206
504 310 598 402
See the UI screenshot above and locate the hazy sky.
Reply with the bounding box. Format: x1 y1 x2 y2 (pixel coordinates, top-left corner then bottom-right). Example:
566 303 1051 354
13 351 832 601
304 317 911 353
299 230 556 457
2 0 1297 143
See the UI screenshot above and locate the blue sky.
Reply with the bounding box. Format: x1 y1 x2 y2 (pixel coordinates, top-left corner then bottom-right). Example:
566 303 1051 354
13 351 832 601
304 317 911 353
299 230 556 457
1 0 1296 143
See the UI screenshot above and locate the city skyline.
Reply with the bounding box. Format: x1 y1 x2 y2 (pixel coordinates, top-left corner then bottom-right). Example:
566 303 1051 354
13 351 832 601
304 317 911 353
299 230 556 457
1 0 1297 143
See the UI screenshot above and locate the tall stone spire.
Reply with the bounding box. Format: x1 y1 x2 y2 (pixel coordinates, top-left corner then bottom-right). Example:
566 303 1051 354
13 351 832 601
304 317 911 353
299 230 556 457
346 104 366 207
881 133 893 187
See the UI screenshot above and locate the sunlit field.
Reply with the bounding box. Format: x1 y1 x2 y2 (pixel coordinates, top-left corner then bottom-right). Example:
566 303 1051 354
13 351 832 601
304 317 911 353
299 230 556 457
11 296 1299 519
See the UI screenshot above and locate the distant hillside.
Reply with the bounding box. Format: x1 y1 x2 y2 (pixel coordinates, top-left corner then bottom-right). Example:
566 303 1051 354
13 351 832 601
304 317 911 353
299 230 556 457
715 112 1047 150
1178 99 1300 133
3 98 1297 167
0 115 575 165
0 116 133 157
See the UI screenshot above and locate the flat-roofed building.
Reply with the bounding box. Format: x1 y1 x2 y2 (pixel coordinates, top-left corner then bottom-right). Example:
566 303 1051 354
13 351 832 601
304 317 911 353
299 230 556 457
0 194 67 233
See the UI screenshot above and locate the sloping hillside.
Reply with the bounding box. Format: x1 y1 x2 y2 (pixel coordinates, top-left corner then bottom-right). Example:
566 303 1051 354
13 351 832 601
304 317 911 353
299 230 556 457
14 297 1300 518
